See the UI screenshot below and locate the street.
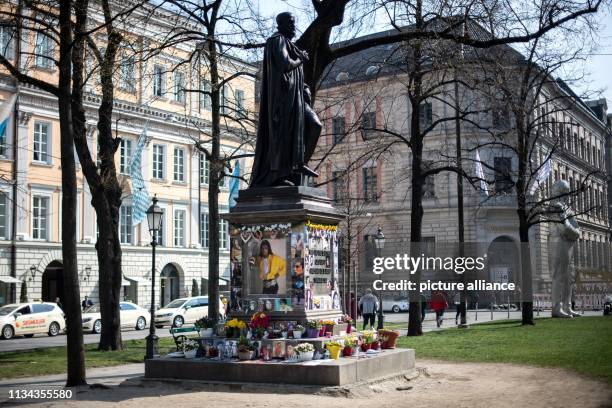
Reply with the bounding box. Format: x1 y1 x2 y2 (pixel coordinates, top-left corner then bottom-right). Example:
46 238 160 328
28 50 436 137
0 328 173 353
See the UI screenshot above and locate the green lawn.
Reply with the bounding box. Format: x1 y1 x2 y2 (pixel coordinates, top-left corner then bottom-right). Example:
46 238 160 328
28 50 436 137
396 316 612 383
0 338 176 380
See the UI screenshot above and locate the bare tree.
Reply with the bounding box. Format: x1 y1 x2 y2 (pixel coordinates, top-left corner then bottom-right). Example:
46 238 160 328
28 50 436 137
0 0 87 385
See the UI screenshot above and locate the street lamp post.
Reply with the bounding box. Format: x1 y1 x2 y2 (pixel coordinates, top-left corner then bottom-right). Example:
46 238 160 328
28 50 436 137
374 226 386 330
145 195 163 360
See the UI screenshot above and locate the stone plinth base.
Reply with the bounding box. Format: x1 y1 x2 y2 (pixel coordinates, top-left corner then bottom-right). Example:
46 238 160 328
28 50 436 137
145 348 415 386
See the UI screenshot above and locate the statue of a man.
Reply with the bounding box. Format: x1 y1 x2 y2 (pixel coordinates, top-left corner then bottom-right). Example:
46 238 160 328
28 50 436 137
250 12 321 188
549 180 581 318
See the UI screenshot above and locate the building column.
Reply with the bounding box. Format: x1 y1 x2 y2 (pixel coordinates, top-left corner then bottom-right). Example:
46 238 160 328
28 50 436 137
189 147 200 247
15 111 31 240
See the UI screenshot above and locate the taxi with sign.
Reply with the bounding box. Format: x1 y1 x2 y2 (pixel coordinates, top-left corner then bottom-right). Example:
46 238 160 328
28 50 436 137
0 302 65 339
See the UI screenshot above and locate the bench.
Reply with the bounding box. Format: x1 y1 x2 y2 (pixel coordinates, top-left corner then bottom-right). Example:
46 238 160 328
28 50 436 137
169 325 199 351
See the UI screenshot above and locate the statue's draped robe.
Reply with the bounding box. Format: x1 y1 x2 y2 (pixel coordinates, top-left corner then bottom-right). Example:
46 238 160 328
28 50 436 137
251 33 305 187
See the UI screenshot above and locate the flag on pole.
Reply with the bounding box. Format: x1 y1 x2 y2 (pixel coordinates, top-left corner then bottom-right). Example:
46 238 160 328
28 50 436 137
130 127 150 226
228 160 240 208
528 156 552 195
0 94 17 149
475 150 488 196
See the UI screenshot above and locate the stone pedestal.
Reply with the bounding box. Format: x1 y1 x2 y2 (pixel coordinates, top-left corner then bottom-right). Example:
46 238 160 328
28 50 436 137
223 186 344 325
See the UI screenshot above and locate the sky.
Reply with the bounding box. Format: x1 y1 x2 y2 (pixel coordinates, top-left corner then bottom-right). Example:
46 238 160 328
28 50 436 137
258 0 612 108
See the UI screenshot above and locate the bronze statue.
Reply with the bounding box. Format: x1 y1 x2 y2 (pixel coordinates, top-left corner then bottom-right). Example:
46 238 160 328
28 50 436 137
250 12 321 188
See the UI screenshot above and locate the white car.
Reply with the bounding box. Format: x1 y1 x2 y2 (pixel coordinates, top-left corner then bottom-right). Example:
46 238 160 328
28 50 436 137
382 297 409 313
82 302 149 334
0 302 65 340
154 296 223 328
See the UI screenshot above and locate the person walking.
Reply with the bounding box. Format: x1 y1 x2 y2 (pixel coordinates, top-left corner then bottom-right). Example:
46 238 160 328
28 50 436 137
358 289 379 330
431 290 448 328
454 291 462 325
420 293 428 323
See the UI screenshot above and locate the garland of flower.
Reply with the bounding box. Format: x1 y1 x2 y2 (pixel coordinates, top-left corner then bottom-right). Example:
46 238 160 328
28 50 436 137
305 220 338 231
238 223 292 233
306 220 337 241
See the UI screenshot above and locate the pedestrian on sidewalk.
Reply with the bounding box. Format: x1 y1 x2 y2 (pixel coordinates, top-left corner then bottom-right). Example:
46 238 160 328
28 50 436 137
82 296 93 311
454 291 462 325
358 289 379 330
431 290 448 328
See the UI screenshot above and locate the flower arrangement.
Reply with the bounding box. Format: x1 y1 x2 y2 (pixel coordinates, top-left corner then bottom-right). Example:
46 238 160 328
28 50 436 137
225 318 247 338
183 339 199 351
294 324 305 332
306 320 321 329
343 335 358 348
294 343 315 354
326 340 342 348
195 317 216 329
250 312 270 329
340 314 353 324
321 319 335 326
237 336 254 352
362 330 376 344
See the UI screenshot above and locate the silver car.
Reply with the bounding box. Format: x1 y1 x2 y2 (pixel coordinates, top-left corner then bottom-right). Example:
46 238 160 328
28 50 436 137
382 297 409 313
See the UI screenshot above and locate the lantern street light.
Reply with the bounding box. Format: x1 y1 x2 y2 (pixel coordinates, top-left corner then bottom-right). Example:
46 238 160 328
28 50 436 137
145 195 163 360
373 226 386 329
29 266 36 281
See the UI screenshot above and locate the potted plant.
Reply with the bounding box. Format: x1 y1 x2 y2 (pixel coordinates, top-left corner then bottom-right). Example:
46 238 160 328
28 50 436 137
293 324 305 339
341 314 354 333
305 320 321 338
237 336 254 360
361 330 376 352
183 340 199 359
250 312 270 339
325 341 343 360
225 318 246 338
343 335 357 357
294 342 315 362
322 319 335 336
378 329 400 349
195 317 215 338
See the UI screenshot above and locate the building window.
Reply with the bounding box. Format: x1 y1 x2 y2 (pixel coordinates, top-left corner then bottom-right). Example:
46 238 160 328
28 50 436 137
494 157 513 193
119 56 136 93
32 196 49 240
332 171 348 204
332 117 345 144
200 153 210 185
173 71 185 103
363 166 377 202
200 80 211 111
119 138 132 175
173 209 185 247
152 144 164 179
361 111 376 140
234 89 245 118
0 24 15 60
219 219 228 250
0 191 7 239
220 85 228 115
152 65 165 97
34 33 54 69
419 102 433 131
154 210 165 246
33 122 50 163
119 205 133 244
200 212 208 248
173 147 185 182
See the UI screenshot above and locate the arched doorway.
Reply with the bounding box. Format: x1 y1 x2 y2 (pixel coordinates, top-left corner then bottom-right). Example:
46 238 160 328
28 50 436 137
160 264 180 307
42 260 64 304
487 236 519 284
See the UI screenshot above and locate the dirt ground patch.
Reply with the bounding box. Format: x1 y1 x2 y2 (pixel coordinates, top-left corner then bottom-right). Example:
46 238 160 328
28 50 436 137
15 360 612 408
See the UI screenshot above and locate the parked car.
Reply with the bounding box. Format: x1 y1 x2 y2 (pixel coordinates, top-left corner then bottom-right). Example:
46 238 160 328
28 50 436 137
0 302 65 340
82 302 149 334
154 296 223 328
382 297 409 313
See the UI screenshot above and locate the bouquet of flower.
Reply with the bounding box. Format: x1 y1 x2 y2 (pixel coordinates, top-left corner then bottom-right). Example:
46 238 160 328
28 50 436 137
294 343 315 354
362 330 376 344
237 336 254 352
294 324 305 332
250 312 270 329
225 318 247 337
343 335 358 348
340 314 353 324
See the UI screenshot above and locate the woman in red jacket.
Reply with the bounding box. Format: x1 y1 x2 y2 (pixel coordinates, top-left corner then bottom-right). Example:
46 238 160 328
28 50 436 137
431 291 448 328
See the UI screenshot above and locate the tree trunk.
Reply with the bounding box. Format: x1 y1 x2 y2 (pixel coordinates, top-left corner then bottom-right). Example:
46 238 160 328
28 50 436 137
207 32 221 324
58 0 86 386
517 207 535 325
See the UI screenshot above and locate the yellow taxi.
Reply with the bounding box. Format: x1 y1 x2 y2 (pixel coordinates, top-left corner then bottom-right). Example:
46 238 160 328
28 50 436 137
0 302 65 339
